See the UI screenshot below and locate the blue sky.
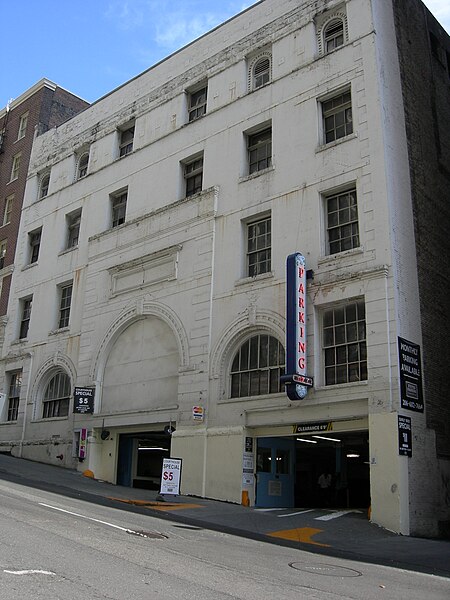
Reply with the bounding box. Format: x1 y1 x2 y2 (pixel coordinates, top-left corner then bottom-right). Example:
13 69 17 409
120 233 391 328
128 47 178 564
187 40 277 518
2 0 449 108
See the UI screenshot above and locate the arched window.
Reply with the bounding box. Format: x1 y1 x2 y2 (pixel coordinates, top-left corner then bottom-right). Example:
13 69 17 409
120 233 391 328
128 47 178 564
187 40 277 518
42 371 71 418
39 173 50 199
324 19 344 53
77 152 89 179
230 334 285 398
248 53 272 91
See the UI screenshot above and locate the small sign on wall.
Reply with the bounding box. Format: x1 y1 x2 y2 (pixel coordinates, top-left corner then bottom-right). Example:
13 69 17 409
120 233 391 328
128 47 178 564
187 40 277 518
192 406 204 422
398 337 424 412
73 387 95 414
398 415 412 457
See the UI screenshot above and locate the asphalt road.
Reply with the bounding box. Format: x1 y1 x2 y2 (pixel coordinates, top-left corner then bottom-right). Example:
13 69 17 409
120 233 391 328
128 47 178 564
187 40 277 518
0 477 448 600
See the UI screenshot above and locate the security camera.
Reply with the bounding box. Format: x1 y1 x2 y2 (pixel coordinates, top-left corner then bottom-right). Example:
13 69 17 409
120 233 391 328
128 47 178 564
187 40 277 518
100 430 110 441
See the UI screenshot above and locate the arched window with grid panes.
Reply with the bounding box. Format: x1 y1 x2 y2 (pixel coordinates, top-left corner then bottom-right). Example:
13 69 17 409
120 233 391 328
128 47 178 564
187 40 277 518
230 334 285 398
42 371 71 418
248 53 272 91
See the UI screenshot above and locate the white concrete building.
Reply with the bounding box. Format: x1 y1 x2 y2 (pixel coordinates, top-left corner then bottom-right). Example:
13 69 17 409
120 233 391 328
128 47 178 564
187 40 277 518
1 0 449 538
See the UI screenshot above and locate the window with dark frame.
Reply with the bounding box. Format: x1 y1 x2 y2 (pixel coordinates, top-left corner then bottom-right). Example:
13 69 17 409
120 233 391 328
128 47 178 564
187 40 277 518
119 126 134 157
230 335 285 398
29 229 41 264
67 210 81 249
19 297 32 339
188 86 207 122
0 240 7 269
322 91 353 144
326 188 359 254
42 371 71 419
7 371 22 421
18 113 28 140
10 153 21 181
39 173 50 199
58 283 73 329
184 156 203 197
324 19 344 52
248 128 272 174
323 300 367 386
247 216 271 277
77 153 89 179
111 191 127 227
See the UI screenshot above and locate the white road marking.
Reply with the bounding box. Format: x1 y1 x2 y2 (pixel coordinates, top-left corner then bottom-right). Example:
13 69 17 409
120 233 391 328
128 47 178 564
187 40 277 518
38 503 148 536
278 509 315 518
4 570 55 576
315 510 362 521
254 508 285 512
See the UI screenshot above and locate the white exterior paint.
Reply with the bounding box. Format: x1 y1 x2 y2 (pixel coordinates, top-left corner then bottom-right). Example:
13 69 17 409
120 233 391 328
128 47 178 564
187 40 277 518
0 0 446 537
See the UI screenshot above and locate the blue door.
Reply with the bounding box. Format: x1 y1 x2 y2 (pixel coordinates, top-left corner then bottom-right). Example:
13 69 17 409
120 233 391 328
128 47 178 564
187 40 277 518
117 436 134 486
255 437 295 507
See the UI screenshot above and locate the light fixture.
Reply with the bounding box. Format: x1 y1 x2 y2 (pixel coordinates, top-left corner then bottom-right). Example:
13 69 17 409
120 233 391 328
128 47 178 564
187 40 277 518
138 447 169 451
312 435 341 442
346 453 360 458
296 438 317 444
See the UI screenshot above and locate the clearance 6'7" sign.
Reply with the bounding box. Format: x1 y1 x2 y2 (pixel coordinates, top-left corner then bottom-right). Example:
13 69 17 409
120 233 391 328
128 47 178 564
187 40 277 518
281 252 313 400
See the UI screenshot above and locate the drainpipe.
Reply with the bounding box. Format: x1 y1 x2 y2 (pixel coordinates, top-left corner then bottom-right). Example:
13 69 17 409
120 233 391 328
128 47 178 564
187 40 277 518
18 351 34 458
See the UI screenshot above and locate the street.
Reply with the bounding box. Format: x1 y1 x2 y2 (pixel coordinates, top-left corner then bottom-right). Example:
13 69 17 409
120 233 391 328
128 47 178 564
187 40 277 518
0 477 448 599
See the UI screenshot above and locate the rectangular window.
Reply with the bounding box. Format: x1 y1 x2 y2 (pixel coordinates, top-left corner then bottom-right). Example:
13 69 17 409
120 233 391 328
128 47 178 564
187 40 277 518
7 371 22 421
17 112 29 140
326 188 359 254
119 126 134 157
323 300 367 385
248 128 272 174
77 152 89 179
111 191 127 227
188 85 207 122
66 209 81 249
3 195 14 226
0 240 7 269
10 153 21 181
29 228 42 264
247 216 271 277
184 156 203 197
322 91 353 144
58 283 73 329
19 297 32 339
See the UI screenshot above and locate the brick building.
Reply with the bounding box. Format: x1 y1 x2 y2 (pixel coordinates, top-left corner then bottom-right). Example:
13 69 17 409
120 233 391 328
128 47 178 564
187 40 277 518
0 79 89 329
0 1 448 538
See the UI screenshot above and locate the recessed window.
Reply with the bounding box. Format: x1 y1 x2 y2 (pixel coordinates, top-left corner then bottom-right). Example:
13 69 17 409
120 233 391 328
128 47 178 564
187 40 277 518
248 127 272 174
0 240 7 269
19 297 32 339
247 216 271 277
17 112 29 140
28 228 42 264
188 85 207 122
3 195 14 226
231 335 285 398
42 371 71 419
10 153 21 182
39 173 50 200
322 91 353 144
119 126 134 157
66 209 81 249
111 190 127 227
77 152 89 179
324 19 344 53
7 371 22 421
248 52 272 91
323 300 367 385
325 188 359 254
58 283 73 329
184 156 203 197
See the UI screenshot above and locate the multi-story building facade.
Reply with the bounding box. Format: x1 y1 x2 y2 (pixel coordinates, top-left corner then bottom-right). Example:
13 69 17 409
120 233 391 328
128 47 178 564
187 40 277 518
0 80 88 341
0 0 448 538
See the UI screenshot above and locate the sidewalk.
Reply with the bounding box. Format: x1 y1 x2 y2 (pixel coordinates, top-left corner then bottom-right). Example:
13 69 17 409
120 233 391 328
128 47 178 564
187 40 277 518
0 454 449 577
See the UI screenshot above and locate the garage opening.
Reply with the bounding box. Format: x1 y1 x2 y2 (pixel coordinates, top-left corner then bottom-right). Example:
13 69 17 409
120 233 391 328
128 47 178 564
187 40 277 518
117 431 171 489
255 431 370 509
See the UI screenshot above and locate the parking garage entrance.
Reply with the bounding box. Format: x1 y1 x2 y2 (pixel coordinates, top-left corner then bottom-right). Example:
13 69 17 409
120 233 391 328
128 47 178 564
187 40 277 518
255 430 370 509
117 430 172 490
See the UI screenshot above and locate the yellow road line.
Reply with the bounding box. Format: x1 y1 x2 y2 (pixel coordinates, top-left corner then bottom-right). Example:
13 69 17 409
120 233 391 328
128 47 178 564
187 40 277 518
267 526 330 547
108 498 203 511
